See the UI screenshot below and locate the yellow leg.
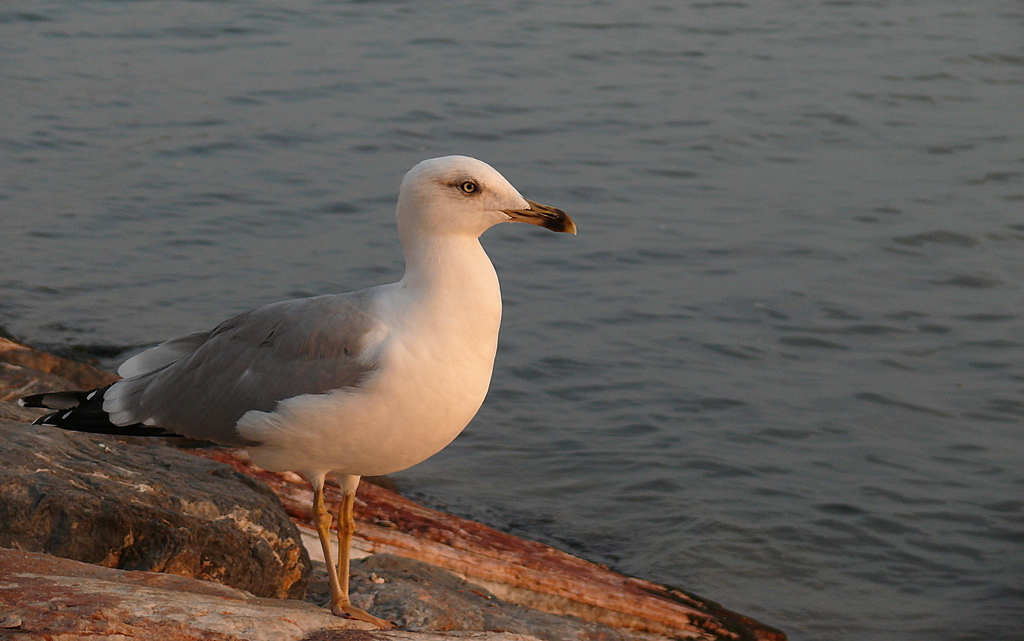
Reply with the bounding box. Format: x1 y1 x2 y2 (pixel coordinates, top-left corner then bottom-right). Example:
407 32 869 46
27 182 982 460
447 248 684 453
312 477 393 629
336 491 355 606
312 479 344 612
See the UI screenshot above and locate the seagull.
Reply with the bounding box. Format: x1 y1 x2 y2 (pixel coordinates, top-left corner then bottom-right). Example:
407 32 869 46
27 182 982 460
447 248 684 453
20 155 576 628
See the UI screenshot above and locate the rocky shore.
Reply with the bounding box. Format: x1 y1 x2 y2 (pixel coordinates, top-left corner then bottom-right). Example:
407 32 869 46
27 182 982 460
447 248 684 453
0 337 785 641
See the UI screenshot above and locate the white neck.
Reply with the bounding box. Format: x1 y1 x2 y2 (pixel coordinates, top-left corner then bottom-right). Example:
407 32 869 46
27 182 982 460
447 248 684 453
396 232 502 336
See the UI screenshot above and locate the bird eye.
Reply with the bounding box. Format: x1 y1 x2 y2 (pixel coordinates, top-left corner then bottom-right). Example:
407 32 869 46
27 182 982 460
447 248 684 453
459 181 478 194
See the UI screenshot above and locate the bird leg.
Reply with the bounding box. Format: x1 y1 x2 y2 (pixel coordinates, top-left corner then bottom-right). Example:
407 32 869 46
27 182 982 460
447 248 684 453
311 477 393 629
311 479 344 613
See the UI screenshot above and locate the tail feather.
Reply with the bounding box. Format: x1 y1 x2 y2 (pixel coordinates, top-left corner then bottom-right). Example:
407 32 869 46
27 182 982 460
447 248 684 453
20 385 180 438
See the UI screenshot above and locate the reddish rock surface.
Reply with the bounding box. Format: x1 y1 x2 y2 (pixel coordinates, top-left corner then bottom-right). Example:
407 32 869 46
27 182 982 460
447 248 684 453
0 547 369 641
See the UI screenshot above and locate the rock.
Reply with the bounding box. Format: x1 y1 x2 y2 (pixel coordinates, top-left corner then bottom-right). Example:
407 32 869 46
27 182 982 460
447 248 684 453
0 337 118 404
343 554 675 641
0 421 310 600
0 546 373 641
0 545 652 641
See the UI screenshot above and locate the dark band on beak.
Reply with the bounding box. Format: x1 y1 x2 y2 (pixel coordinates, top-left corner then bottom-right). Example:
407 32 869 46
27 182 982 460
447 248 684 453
501 200 578 234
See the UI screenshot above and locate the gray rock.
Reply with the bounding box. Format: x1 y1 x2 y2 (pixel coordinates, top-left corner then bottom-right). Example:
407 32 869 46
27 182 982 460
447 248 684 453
304 554 674 641
0 547 552 641
0 420 310 599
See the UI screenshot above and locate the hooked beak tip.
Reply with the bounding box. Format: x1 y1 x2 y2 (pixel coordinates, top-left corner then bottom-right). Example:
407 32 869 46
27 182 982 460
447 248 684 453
502 199 578 234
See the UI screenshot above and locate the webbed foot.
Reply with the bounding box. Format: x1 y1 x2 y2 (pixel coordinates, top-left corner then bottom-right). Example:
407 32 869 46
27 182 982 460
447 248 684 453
331 601 394 629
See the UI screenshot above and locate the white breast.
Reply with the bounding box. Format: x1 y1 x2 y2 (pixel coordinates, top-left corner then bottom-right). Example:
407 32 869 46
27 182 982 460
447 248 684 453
237 238 503 479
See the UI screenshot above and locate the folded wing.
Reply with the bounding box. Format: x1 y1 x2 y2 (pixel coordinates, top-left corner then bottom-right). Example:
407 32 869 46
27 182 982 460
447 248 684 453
31 290 387 447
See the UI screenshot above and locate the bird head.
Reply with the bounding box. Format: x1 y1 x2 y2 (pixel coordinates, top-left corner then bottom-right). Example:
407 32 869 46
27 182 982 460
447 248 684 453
396 156 576 239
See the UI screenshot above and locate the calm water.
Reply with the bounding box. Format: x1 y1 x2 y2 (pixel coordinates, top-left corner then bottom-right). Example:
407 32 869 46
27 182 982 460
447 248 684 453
3 1 1022 639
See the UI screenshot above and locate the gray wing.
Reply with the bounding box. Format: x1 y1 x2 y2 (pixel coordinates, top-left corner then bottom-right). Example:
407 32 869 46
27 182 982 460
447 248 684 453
104 290 386 446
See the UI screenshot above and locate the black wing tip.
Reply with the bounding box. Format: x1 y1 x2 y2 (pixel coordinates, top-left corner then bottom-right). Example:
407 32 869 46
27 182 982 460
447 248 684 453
31 412 55 426
20 385 182 438
19 386 112 409
31 411 181 438
18 393 48 408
